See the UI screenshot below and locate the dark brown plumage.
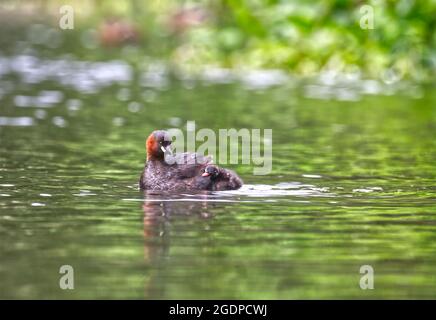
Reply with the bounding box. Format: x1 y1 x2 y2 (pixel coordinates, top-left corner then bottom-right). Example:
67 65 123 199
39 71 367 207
139 130 243 191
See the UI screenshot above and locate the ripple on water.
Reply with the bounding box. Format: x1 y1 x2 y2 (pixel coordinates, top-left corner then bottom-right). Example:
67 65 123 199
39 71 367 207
73 190 97 197
14 90 63 108
31 202 45 206
221 183 332 198
123 182 334 203
0 117 34 126
353 187 383 193
302 174 322 178
2 55 132 93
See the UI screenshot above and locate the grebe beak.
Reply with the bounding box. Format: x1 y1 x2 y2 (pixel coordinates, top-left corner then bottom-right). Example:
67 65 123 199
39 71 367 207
202 172 210 177
161 145 173 156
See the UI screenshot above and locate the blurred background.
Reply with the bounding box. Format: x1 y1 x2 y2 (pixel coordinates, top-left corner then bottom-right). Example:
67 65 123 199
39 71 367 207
0 0 435 299
1 0 435 80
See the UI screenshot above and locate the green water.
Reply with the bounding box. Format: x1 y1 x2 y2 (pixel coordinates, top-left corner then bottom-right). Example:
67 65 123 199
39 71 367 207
0 53 435 299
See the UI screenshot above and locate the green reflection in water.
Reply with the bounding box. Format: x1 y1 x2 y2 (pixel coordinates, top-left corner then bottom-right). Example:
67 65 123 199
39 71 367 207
0 63 435 299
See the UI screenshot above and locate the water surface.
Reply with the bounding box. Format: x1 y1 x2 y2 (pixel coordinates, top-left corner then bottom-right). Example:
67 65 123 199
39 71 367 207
0 53 435 299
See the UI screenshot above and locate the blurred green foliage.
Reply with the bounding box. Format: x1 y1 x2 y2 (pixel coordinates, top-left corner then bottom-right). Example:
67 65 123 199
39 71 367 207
183 0 436 81
1 0 435 81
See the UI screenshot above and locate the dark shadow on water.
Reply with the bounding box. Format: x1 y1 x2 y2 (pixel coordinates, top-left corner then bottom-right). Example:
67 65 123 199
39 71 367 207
141 190 217 298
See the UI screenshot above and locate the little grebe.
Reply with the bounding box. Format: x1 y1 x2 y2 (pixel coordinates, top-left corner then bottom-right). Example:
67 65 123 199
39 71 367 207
201 165 243 191
139 130 243 191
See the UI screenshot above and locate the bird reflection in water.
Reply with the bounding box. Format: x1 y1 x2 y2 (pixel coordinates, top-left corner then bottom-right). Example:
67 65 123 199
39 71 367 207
141 190 215 298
